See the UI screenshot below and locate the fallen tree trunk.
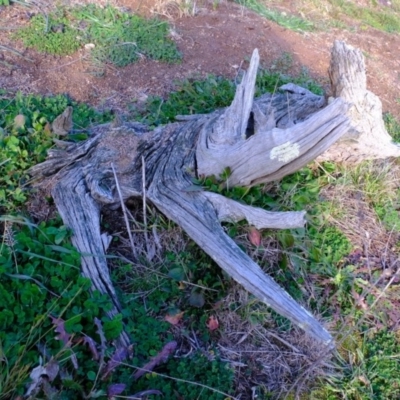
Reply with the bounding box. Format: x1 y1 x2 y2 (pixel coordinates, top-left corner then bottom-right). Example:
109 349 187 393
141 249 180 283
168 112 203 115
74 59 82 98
29 41 398 350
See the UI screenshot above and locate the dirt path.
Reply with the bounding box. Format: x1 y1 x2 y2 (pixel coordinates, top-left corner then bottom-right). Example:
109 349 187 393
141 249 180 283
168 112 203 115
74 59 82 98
1 0 400 117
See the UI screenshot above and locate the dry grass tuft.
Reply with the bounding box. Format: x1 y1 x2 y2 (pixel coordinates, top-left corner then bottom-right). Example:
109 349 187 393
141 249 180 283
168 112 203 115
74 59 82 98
320 160 400 271
232 227 282 272
216 285 334 399
151 0 198 18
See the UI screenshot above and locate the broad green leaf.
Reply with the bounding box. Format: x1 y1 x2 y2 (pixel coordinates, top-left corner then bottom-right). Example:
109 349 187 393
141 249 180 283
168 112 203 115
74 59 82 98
168 267 185 281
189 289 205 308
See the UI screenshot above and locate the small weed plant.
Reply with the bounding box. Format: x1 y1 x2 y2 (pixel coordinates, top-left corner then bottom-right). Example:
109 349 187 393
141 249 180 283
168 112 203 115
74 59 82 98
13 9 81 56
0 91 111 211
316 329 400 399
384 112 400 143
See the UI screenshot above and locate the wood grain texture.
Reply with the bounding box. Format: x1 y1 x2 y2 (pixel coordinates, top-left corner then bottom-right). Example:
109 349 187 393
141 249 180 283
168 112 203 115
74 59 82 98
33 42 393 349
319 40 400 163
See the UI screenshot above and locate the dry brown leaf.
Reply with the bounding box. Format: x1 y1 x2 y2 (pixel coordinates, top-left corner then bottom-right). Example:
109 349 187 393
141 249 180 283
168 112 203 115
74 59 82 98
358 375 370 385
83 334 99 360
44 122 52 135
352 290 368 310
107 383 126 396
49 315 71 346
206 315 219 331
102 346 132 380
178 281 186 290
51 106 73 136
165 311 184 326
248 227 262 247
133 341 177 380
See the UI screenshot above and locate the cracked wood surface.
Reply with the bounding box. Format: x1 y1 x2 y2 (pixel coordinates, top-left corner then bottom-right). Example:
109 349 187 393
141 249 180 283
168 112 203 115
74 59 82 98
31 42 390 348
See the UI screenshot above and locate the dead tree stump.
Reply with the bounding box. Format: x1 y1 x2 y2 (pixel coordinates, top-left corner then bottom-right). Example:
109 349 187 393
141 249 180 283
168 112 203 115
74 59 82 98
318 40 400 163
29 41 399 349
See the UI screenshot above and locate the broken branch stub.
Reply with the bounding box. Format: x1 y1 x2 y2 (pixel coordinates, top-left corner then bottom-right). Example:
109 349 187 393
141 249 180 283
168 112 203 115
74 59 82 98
318 40 400 163
29 44 372 349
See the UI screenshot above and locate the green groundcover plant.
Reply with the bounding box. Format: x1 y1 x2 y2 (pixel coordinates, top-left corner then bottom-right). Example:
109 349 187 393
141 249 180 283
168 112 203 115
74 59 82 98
13 4 181 69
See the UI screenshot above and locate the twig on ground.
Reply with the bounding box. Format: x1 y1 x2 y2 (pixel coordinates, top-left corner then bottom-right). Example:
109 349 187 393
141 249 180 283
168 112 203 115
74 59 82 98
0 44 34 62
40 55 86 72
141 156 150 257
111 163 138 259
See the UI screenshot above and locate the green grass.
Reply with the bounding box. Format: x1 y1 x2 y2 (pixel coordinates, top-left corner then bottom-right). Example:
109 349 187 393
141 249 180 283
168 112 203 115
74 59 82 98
341 160 400 233
13 4 181 73
0 217 107 398
279 0 400 33
132 65 323 126
0 89 236 399
329 0 400 33
313 329 400 400
13 9 81 56
236 0 314 31
132 352 234 399
0 216 234 398
384 112 400 143
0 211 233 399
242 0 400 33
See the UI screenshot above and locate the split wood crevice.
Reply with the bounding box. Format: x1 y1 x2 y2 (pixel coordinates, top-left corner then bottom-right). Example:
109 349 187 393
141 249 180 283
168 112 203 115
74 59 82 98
29 41 400 349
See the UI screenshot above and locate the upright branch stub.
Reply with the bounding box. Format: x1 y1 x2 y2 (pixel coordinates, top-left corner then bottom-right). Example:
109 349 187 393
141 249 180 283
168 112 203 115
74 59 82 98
318 40 400 163
197 49 351 184
210 49 260 145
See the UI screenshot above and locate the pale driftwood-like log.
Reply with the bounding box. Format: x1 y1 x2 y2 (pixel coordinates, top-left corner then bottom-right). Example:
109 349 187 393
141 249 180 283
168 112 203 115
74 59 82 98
318 40 400 163
197 96 349 185
29 45 368 350
204 192 306 229
52 173 131 348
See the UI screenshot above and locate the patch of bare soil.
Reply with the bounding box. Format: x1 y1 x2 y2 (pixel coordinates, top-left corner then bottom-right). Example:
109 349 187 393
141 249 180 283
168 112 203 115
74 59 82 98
1 0 400 117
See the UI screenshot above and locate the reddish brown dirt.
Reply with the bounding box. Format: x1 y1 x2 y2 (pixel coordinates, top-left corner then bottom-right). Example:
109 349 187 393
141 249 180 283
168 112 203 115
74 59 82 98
1 0 400 118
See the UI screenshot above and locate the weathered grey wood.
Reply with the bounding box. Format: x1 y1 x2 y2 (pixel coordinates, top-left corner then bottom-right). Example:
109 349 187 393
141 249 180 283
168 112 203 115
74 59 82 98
52 171 130 348
196 97 350 185
318 40 400 163
141 125 333 345
32 43 385 349
29 117 338 347
204 192 306 229
210 49 259 144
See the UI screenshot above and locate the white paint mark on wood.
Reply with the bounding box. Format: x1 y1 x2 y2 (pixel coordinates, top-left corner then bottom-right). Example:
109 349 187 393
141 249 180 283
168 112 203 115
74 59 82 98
270 141 300 163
